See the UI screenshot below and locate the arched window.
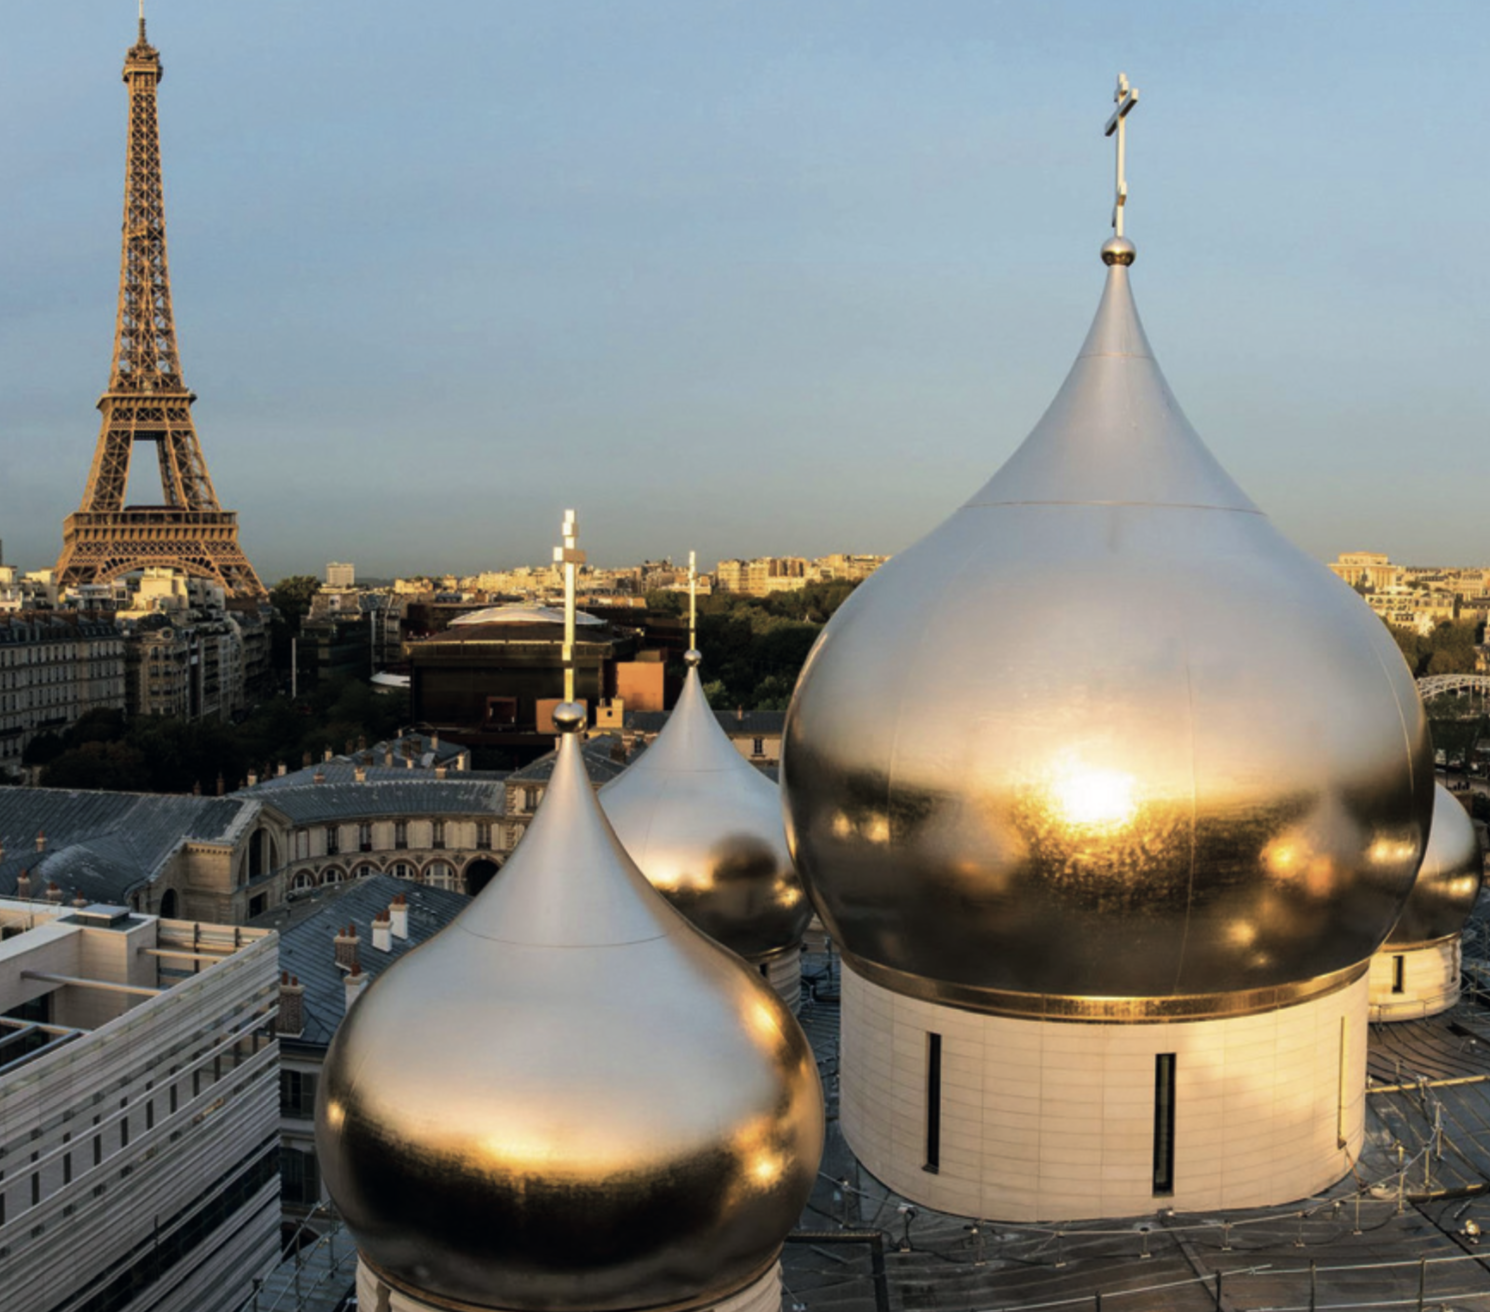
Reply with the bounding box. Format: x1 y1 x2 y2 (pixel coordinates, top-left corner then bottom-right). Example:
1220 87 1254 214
425 861 453 891
291 871 318 893
158 888 179 918
324 867 347 885
389 862 413 882
355 863 377 880
464 859 500 898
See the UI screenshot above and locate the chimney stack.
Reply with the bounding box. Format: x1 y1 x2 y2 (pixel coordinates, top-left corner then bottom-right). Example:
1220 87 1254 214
16 869 32 899
313 770 326 785
35 830 46 854
247 771 258 788
276 972 305 1037
277 762 288 777
372 908 392 953
334 923 360 971
389 894 409 940
384 749 394 767
45 882 63 904
344 962 368 1013
354 765 367 783
456 753 467 772
323 747 334 763
73 893 88 908
431 732 440 751
435 765 447 780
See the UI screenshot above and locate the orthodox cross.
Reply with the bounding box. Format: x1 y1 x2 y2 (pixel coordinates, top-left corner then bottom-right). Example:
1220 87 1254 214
1104 73 1139 238
554 509 586 704
688 550 698 650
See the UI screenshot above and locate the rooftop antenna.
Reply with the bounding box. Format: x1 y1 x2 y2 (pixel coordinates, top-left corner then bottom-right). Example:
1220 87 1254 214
138 0 146 42
1104 73 1140 238
554 510 586 705
688 550 697 651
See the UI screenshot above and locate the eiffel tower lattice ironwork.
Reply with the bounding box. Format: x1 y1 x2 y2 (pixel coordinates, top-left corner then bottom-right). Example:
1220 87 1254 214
54 16 266 599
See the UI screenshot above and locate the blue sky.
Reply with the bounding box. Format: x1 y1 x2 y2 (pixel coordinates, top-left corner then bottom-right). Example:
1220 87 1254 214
2 1 1487 582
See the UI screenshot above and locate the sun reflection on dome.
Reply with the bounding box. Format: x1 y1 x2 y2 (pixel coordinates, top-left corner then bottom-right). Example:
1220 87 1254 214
1051 765 1137 832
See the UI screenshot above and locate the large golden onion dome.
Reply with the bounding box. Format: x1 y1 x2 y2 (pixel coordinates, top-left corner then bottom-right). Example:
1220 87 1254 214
600 651 810 962
316 704 824 1312
1387 781 1483 947
781 239 1434 1019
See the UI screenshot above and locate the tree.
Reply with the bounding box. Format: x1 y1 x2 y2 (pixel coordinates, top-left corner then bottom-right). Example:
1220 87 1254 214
271 575 321 629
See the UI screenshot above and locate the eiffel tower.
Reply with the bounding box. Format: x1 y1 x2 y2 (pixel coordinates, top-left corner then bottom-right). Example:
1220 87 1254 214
55 13 265 599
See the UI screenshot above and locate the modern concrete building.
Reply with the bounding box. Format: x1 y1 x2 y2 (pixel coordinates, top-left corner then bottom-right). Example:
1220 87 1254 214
0 897 279 1312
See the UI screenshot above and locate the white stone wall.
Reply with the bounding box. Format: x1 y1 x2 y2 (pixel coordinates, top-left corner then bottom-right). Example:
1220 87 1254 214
356 1257 782 1312
758 944 802 1012
840 966 1368 1221
1369 936 1461 1021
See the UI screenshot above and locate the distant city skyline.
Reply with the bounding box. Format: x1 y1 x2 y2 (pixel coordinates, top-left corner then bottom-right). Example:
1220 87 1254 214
3 2 1488 582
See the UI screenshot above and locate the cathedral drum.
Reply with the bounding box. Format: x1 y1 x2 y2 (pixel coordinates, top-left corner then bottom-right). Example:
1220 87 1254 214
780 81 1433 1221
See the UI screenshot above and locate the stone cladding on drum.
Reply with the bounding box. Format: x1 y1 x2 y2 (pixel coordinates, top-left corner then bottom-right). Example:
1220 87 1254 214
315 704 824 1312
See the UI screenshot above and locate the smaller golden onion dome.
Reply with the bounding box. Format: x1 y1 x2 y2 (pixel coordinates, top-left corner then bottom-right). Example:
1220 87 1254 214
600 652 811 962
316 702 823 1312
1387 782 1484 947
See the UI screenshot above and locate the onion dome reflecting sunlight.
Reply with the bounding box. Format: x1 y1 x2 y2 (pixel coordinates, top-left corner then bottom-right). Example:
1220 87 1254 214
601 650 810 964
781 236 1433 1018
1387 781 1483 947
316 703 824 1312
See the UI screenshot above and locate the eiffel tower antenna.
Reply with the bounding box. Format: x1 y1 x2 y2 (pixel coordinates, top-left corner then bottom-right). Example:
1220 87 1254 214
55 14 266 599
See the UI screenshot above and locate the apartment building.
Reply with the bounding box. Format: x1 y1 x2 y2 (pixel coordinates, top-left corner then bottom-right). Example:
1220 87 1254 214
0 613 125 778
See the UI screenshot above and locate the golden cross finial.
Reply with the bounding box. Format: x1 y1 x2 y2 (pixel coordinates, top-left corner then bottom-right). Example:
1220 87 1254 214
688 550 697 651
553 509 586 705
1104 73 1139 238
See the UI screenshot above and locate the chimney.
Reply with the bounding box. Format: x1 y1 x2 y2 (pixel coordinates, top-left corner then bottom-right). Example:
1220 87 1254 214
456 754 467 772
384 748 394 767
389 894 409 940
313 770 326 784
372 909 392 953
435 765 447 780
192 780 202 796
323 747 333 763
431 732 440 751
302 750 313 768
405 756 413 770
277 761 288 777
334 923 360 971
45 882 63 904
16 869 31 899
35 830 46 854
247 770 258 788
276 972 305 1037
344 962 368 1013
354 765 367 783
73 892 88 908
357 735 367 751
216 773 225 796
737 706 744 722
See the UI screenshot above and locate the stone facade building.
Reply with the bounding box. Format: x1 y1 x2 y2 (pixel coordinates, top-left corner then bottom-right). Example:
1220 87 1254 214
0 612 125 778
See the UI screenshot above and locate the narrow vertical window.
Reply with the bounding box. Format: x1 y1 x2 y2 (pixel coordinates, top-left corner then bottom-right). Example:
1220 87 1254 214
924 1032 943 1174
1337 1017 1349 1149
1153 1053 1176 1195
1392 954 1406 995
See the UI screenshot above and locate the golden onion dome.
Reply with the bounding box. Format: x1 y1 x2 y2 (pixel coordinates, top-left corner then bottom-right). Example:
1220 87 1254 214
1387 781 1483 947
316 704 824 1312
600 652 810 961
781 241 1434 1019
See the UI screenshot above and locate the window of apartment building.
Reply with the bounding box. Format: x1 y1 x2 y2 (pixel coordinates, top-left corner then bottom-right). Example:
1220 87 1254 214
394 821 408 850
358 823 373 852
281 1069 319 1119
281 1148 321 1207
325 825 340 856
752 737 765 757
523 787 540 813
432 820 446 850
476 822 492 850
